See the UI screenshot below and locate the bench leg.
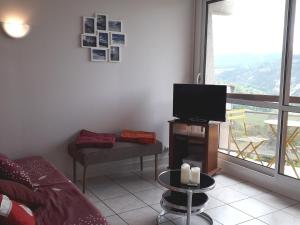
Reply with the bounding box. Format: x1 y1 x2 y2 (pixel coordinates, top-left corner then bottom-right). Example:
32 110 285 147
82 166 87 194
73 158 77 183
155 154 158 180
140 156 143 171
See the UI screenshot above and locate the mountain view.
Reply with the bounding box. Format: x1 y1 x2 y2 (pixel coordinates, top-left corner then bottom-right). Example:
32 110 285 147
214 54 300 96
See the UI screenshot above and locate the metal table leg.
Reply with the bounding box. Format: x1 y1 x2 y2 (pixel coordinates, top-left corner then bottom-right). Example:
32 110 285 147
197 212 214 224
187 190 192 225
156 209 167 224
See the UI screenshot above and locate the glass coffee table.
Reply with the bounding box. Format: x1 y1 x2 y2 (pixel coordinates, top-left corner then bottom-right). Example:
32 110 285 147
157 170 215 225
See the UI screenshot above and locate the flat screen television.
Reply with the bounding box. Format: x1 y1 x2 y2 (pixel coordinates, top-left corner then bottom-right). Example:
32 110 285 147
173 84 227 122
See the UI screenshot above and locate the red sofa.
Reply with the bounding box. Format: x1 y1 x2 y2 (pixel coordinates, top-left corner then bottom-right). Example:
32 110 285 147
14 156 108 225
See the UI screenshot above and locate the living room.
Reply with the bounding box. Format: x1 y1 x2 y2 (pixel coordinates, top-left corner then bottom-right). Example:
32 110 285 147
1 0 300 225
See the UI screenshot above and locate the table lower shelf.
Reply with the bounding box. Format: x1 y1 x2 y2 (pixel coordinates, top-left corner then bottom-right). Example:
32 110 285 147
158 201 213 224
158 190 213 224
162 190 208 212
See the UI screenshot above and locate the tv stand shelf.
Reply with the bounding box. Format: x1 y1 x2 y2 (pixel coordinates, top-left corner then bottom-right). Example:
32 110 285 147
168 120 220 176
173 118 209 126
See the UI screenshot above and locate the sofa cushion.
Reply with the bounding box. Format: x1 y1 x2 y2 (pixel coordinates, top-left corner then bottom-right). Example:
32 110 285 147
0 194 36 225
14 156 69 187
34 183 108 225
0 158 35 189
11 156 108 225
0 180 44 208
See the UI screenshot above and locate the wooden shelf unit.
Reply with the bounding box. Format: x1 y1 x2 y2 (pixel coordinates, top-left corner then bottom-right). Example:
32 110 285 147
168 120 220 175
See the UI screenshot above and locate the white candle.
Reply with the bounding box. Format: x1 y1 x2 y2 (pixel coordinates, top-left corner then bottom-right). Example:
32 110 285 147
190 167 200 184
180 163 190 184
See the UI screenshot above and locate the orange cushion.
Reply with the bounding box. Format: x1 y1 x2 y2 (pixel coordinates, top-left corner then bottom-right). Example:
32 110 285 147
119 130 156 144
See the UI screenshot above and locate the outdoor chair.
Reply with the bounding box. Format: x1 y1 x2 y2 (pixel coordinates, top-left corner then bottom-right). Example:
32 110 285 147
227 109 269 166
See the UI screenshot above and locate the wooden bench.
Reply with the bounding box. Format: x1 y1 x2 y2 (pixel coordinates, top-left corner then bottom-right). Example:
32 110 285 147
68 140 163 193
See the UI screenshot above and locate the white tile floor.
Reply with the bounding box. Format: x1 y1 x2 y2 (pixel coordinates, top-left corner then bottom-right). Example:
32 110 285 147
77 168 300 225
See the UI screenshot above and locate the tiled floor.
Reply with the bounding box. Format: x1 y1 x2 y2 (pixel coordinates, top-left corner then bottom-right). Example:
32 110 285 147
76 168 300 225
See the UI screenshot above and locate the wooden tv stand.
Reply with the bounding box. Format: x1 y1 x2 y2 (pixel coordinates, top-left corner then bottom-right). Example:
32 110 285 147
168 119 220 176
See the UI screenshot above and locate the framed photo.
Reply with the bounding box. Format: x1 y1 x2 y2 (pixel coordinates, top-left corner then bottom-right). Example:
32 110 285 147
83 17 95 34
110 33 126 46
91 48 108 62
97 31 109 48
109 46 121 62
108 20 122 32
95 14 107 31
81 34 97 48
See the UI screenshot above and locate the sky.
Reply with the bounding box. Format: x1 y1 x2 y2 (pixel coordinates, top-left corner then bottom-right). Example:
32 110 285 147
211 0 300 55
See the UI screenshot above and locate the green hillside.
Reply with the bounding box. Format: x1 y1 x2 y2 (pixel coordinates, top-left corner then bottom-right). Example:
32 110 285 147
215 54 300 96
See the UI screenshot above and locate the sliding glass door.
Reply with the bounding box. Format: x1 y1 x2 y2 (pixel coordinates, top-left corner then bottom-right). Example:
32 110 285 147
202 0 300 179
281 1 300 179
289 1 300 105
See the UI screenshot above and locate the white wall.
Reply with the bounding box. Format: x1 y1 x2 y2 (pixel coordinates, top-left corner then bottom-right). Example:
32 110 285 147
0 0 195 176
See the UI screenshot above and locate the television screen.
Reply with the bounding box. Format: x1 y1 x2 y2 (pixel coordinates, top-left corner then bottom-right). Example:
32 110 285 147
173 84 227 122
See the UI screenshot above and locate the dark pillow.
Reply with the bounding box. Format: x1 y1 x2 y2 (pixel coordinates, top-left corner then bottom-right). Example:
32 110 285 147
75 129 116 148
0 158 35 189
0 180 44 209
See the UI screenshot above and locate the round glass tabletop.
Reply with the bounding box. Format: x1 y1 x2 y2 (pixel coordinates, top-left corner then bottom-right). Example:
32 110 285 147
158 170 215 194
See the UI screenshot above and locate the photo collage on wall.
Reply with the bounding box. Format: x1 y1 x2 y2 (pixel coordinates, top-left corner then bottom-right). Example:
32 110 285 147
81 13 126 62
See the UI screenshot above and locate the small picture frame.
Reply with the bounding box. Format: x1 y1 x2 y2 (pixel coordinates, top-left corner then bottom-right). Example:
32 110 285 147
91 48 108 62
95 14 107 31
97 31 109 48
83 17 95 34
110 33 126 46
109 46 121 62
81 34 97 48
108 20 122 32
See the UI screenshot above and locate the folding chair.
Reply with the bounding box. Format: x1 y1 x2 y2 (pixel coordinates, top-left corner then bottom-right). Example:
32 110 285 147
227 109 269 165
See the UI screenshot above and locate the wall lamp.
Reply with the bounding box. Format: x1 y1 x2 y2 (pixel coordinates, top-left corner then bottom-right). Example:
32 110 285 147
1 19 30 39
